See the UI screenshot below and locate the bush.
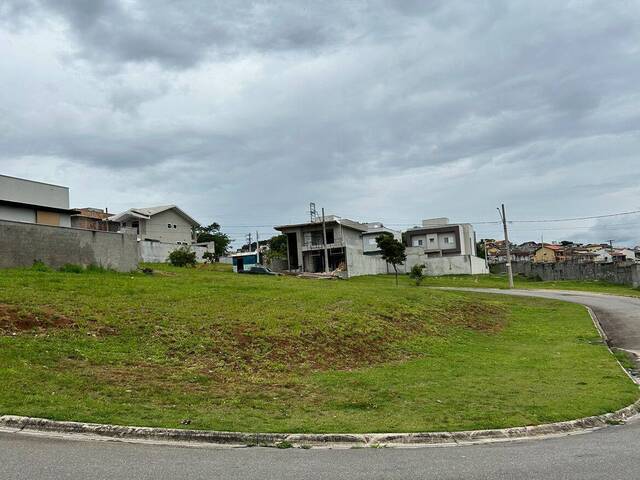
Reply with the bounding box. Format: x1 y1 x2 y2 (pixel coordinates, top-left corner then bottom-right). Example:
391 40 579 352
168 246 197 267
409 264 425 286
86 264 109 273
31 260 51 272
59 264 84 274
202 251 217 264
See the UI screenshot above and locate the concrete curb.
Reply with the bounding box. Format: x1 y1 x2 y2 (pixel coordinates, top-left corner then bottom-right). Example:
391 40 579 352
2 400 639 448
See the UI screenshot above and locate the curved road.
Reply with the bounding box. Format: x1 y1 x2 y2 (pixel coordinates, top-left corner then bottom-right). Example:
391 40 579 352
2 289 640 480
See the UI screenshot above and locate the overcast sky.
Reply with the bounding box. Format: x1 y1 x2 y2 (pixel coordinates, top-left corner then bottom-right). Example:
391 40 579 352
1 0 639 246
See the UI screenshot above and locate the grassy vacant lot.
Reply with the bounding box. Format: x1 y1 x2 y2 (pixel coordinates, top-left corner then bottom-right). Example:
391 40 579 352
418 273 640 297
0 264 636 433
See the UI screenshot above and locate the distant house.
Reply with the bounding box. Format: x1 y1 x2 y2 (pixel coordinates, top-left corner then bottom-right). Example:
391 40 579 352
361 223 402 254
533 244 565 263
109 205 199 244
0 174 78 227
403 218 488 275
404 218 477 257
71 208 119 232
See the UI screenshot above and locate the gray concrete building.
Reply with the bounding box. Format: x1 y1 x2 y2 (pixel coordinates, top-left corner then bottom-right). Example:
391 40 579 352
275 216 394 277
0 174 78 226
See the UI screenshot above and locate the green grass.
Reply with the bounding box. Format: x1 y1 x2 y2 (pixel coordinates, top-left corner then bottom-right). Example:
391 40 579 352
416 273 640 297
0 264 636 433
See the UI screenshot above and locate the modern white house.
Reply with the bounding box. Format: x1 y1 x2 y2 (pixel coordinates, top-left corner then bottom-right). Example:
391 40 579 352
0 174 78 226
403 218 488 275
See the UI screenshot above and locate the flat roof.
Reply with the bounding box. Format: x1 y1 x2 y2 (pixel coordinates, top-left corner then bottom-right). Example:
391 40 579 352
0 174 69 190
275 217 368 232
0 199 80 215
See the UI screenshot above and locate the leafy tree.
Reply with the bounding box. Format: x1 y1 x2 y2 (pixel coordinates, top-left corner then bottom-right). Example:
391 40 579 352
409 264 425 286
195 222 231 258
376 233 407 286
476 240 486 259
267 234 288 259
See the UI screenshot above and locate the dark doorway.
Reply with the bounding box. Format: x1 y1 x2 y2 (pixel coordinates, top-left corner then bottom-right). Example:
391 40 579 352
287 232 299 269
236 257 244 272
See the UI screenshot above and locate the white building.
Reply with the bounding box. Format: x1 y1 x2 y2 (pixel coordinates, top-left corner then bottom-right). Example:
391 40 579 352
403 218 488 275
109 205 199 244
0 174 78 227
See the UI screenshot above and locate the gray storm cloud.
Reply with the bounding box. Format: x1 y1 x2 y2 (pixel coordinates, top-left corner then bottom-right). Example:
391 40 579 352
1 0 639 245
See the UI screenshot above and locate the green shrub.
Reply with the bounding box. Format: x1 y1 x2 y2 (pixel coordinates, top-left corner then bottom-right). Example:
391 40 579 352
86 264 109 273
202 251 217 264
59 264 84 274
409 264 425 286
31 260 51 272
168 246 197 267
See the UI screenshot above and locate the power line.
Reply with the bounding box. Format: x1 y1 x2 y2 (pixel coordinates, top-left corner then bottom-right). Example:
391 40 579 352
218 209 640 231
509 209 640 224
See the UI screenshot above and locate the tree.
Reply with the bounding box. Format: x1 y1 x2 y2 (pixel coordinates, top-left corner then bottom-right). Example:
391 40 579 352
195 223 231 258
376 233 407 286
267 234 288 260
476 240 486 259
409 263 425 286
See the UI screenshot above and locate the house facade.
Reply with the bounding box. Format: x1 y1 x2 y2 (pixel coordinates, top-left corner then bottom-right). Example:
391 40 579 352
403 218 488 275
109 205 199 244
274 216 392 277
404 218 476 256
0 174 78 227
533 244 565 263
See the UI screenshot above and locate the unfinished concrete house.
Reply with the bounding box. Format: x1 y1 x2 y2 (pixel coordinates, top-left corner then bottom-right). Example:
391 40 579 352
274 216 399 277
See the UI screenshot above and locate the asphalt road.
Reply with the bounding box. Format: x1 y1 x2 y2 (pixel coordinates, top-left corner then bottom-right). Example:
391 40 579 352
2 289 640 480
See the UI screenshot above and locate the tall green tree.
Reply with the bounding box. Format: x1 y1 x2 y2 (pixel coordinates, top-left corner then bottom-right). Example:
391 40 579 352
195 223 231 258
376 233 407 286
267 234 288 260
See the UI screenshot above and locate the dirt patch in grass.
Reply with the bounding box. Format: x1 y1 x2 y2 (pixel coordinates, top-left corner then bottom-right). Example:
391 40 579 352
445 301 507 333
168 300 508 375
0 304 76 334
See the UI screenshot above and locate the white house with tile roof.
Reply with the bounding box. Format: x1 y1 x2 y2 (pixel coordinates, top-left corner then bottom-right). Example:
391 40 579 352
109 205 199 244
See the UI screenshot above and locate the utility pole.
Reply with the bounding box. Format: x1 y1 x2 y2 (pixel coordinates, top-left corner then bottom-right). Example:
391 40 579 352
321 208 329 273
498 204 514 289
256 230 260 263
246 233 252 253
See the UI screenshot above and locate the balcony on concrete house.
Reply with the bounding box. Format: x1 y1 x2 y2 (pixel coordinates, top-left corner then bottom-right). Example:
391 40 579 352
301 228 344 251
302 238 345 251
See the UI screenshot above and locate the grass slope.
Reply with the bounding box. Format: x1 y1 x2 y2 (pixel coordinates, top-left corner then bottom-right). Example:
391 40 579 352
0 264 636 433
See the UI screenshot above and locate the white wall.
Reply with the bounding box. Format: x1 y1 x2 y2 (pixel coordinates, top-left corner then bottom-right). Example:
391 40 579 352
345 246 390 277
404 247 489 276
0 175 69 209
139 241 212 263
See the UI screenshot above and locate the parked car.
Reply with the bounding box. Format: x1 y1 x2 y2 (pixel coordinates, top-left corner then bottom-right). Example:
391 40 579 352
239 266 278 275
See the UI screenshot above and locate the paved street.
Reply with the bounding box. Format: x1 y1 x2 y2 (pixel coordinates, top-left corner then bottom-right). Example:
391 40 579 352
2 289 640 479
